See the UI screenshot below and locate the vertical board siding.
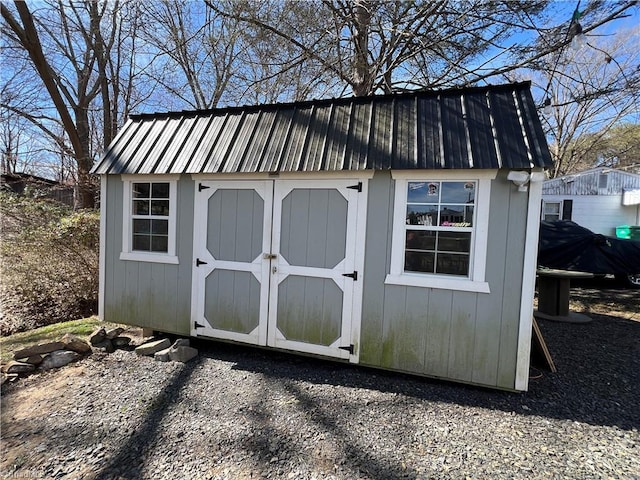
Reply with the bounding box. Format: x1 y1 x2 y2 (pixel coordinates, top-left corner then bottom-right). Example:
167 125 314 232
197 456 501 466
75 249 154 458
361 170 527 389
359 171 394 365
205 269 260 334
472 171 511 386
277 276 342 346
103 175 193 335
496 177 528 388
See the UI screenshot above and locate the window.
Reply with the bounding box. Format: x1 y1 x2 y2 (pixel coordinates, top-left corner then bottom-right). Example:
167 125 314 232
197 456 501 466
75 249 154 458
542 201 561 221
121 175 179 264
405 181 475 276
386 171 495 293
542 200 572 221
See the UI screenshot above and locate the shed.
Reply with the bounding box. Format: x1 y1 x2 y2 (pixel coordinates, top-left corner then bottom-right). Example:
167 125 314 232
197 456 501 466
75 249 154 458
542 167 640 235
92 81 553 391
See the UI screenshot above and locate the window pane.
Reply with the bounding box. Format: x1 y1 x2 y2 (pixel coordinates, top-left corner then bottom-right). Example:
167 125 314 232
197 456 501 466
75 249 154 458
544 203 560 215
152 182 170 198
133 219 151 234
133 183 150 198
436 253 469 275
544 213 560 221
151 219 168 235
133 235 151 251
406 205 438 225
406 230 436 250
441 181 475 203
133 200 149 215
150 200 170 216
407 182 439 203
405 251 435 273
438 231 471 253
439 205 473 226
151 235 168 252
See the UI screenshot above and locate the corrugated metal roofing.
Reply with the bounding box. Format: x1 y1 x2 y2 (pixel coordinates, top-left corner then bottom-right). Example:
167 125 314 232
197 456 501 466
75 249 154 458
543 167 640 195
92 82 553 175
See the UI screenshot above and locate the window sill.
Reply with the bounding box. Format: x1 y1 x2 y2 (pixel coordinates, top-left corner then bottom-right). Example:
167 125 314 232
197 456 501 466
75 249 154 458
120 252 179 265
385 273 490 293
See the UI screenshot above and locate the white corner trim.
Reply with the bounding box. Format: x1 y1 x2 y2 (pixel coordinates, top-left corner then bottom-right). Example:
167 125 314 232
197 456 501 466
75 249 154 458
385 274 490 293
119 252 179 264
98 176 107 321
514 168 545 391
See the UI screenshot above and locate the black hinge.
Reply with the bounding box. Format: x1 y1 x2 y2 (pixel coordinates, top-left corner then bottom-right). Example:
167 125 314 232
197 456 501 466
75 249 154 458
339 344 354 354
196 258 208 266
194 321 204 329
342 271 358 281
199 183 210 192
347 182 362 192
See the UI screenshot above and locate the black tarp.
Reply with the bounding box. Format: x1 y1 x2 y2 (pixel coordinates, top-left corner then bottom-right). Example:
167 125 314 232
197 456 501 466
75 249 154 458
538 220 640 274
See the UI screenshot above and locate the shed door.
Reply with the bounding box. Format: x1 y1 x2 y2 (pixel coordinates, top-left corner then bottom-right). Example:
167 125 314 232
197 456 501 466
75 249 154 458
192 179 361 360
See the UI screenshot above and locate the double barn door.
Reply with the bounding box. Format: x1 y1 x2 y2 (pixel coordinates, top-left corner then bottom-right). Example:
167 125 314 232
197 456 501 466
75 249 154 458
192 179 362 360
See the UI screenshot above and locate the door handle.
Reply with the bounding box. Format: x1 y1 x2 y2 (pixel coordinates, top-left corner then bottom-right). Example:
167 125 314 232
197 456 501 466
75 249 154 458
263 253 277 259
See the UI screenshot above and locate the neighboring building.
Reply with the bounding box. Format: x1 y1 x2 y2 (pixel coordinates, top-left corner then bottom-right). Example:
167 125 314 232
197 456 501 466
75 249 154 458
542 167 640 235
1 172 75 206
92 82 552 391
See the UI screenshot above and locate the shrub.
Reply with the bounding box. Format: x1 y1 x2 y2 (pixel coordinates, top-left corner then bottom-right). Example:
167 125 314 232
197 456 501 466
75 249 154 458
0 191 99 335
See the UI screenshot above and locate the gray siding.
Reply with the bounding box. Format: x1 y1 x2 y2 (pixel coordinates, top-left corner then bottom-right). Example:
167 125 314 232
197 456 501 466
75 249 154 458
360 170 527 390
102 175 194 335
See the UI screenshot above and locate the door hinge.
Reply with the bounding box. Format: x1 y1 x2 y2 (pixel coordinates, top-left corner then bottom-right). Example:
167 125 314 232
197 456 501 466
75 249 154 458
196 258 208 266
347 182 362 192
194 321 204 329
339 344 354 354
342 271 358 281
199 183 210 192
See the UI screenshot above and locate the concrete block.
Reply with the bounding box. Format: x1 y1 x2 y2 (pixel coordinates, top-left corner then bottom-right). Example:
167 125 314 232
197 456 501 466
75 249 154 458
135 338 171 356
168 346 198 363
154 347 171 362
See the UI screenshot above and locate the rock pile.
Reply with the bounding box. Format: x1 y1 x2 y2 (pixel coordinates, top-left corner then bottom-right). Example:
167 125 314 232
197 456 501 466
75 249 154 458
89 327 132 352
135 337 198 363
1 333 92 383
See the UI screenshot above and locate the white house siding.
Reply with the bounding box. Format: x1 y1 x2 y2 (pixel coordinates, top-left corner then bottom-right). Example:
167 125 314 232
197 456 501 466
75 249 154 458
543 194 640 236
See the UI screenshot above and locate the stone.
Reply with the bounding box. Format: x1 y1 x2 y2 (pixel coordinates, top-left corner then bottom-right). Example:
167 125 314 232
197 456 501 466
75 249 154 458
89 327 107 346
40 350 81 370
172 338 191 348
13 341 66 360
3 361 36 374
154 347 172 362
112 336 132 348
169 345 198 363
93 339 115 353
105 327 124 340
135 338 171 356
23 355 44 365
59 334 92 354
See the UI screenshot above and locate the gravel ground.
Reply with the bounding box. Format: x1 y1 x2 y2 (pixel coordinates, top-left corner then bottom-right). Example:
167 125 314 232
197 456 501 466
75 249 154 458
1 281 639 480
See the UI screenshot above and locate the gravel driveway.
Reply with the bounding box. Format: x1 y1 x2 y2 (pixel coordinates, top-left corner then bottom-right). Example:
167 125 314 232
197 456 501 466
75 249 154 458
2 284 639 479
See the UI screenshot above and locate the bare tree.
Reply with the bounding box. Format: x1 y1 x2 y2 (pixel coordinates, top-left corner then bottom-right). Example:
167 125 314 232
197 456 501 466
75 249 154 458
532 27 640 177
1 0 143 207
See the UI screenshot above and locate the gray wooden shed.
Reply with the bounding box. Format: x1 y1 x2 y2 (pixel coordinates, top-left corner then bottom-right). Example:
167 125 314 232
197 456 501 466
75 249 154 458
92 82 553 391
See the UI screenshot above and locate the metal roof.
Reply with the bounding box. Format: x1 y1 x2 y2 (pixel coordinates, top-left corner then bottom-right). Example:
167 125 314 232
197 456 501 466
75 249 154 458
543 167 640 196
92 82 553 175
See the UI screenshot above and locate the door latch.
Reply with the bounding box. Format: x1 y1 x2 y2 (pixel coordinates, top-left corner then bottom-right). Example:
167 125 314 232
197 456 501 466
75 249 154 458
263 253 277 259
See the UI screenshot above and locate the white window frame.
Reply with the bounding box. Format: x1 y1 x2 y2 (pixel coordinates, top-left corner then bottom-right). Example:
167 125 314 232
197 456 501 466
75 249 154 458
541 200 561 221
385 170 496 293
120 174 179 264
